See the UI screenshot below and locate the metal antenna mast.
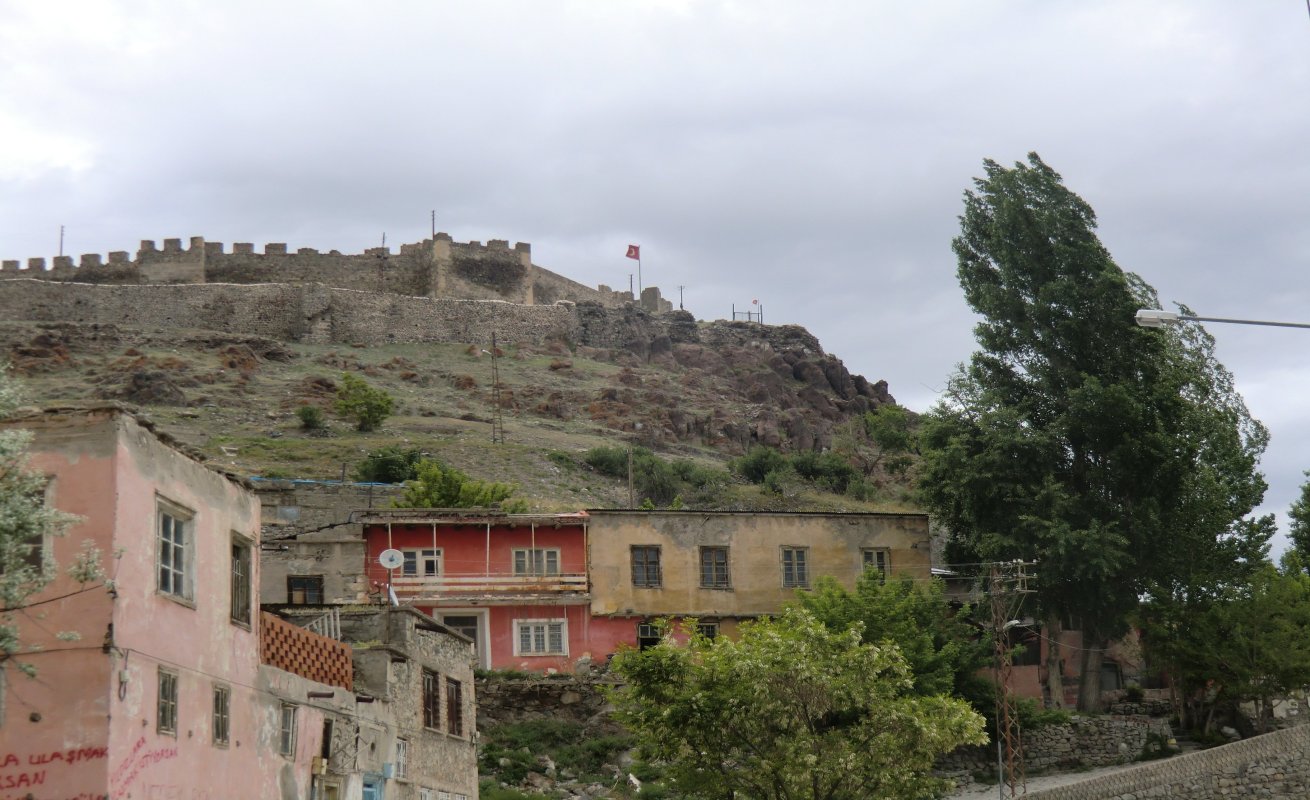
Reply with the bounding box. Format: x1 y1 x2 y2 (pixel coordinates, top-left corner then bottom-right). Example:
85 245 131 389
990 559 1037 798
489 332 505 444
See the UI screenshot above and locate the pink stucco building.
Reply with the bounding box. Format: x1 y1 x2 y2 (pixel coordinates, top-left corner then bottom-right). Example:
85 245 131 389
0 408 332 799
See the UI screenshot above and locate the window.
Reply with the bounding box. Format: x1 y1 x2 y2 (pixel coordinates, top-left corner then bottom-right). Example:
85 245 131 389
781 547 809 588
636 623 661 650
696 622 719 640
700 546 730 589
513 548 559 576
419 790 434 800
323 785 341 800
157 502 193 601
402 549 441 578
862 548 890 581
395 738 408 779
631 546 662 587
230 536 252 625
212 685 230 746
321 718 334 759
279 703 297 756
446 678 464 737
157 669 178 735
422 670 440 730
437 792 451 800
287 575 325 604
516 619 567 656
454 794 469 800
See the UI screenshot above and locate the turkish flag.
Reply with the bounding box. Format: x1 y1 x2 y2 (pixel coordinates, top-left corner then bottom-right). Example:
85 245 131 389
625 244 640 260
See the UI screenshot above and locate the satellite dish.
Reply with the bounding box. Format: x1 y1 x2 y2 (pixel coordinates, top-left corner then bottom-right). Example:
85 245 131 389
378 549 404 570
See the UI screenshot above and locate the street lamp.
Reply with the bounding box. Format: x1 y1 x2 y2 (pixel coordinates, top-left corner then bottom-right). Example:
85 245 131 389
1136 309 1310 330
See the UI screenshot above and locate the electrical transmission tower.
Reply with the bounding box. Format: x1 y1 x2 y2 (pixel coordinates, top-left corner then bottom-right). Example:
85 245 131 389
990 559 1037 798
489 332 505 444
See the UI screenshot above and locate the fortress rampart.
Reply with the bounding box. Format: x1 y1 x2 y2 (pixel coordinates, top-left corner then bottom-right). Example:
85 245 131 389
1 233 672 313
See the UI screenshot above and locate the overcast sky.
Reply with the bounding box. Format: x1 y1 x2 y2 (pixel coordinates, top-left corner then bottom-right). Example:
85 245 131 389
3 1 1310 549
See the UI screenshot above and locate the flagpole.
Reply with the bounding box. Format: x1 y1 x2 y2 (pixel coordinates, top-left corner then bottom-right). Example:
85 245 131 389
637 257 642 297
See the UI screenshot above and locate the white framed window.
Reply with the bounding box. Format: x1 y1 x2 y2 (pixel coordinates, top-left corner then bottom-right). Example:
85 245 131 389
395 738 408 780
279 703 297 756
157 668 178 735
401 548 441 578
157 499 195 601
512 548 560 576
515 619 567 656
418 790 434 800
781 547 809 588
437 792 451 800
862 548 890 581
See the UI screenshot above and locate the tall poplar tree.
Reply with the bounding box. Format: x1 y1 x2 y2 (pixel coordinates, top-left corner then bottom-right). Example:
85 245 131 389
919 153 1269 711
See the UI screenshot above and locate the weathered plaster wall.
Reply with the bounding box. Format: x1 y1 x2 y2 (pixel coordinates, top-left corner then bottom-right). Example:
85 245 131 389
586 510 932 617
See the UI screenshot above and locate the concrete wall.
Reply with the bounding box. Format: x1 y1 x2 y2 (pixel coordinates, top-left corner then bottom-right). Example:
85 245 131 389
585 510 932 618
1025 723 1310 799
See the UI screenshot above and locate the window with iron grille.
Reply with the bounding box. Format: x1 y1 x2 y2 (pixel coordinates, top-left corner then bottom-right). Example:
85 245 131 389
781 547 809 588
230 536 252 625
395 738 408 779
422 669 440 729
212 685 230 746
445 678 463 737
631 546 662 587
700 546 730 589
157 669 178 735
515 619 567 656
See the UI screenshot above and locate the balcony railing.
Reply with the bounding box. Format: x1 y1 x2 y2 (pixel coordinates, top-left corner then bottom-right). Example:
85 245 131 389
365 566 589 598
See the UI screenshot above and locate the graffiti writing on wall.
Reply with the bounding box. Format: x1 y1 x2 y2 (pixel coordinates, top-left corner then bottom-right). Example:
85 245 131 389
0 746 109 796
109 738 178 795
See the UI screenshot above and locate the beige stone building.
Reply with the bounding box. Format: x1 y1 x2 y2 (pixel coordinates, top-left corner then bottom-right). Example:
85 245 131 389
585 510 932 642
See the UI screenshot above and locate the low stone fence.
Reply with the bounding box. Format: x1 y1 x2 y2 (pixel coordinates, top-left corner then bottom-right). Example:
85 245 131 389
1026 722 1310 799
938 715 1172 786
475 674 621 733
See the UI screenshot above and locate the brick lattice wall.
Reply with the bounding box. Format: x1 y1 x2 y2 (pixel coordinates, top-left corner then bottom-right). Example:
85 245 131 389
260 611 353 690
1027 723 1310 799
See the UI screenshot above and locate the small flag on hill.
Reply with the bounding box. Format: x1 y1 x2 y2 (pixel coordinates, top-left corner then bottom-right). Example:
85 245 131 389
626 244 640 260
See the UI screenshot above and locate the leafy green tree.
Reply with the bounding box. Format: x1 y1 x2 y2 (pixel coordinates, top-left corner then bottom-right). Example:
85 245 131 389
795 573 990 703
397 459 527 512
609 608 986 800
919 154 1268 711
334 373 395 432
354 446 423 484
1144 556 1310 733
1288 473 1310 566
834 404 917 480
0 366 80 675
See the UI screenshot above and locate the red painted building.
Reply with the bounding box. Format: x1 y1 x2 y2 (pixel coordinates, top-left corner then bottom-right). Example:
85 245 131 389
360 510 632 672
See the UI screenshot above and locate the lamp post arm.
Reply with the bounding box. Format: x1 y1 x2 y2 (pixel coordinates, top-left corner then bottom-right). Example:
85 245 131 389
1182 314 1310 331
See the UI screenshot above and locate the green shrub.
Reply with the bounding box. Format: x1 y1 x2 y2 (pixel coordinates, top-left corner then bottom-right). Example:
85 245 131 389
354 446 423 483
334 372 395 432
730 446 789 484
478 784 538 800
790 450 857 493
295 404 325 430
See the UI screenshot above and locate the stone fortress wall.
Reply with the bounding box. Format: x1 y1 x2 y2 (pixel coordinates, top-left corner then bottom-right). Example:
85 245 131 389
1 233 672 314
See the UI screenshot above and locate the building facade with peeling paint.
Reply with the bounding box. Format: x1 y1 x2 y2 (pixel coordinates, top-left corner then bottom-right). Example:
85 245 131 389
0 409 478 800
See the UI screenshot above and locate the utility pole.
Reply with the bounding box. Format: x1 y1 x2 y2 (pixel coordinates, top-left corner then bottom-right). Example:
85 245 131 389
58 225 64 258
989 559 1037 798
489 332 505 444
677 285 685 310
431 210 436 239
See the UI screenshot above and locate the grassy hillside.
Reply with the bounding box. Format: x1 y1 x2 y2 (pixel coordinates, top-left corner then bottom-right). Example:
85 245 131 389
2 320 918 512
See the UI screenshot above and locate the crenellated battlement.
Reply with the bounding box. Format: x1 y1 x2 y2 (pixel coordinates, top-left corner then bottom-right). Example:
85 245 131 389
1 232 667 311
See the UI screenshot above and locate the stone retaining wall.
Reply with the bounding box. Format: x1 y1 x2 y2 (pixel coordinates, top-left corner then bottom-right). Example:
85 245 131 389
1026 723 1310 799
938 715 1172 786
475 675 620 733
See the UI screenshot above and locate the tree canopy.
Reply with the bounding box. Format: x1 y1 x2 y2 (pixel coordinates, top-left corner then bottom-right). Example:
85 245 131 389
0 366 80 675
918 153 1269 710
609 608 986 800
396 459 527 512
794 572 988 703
